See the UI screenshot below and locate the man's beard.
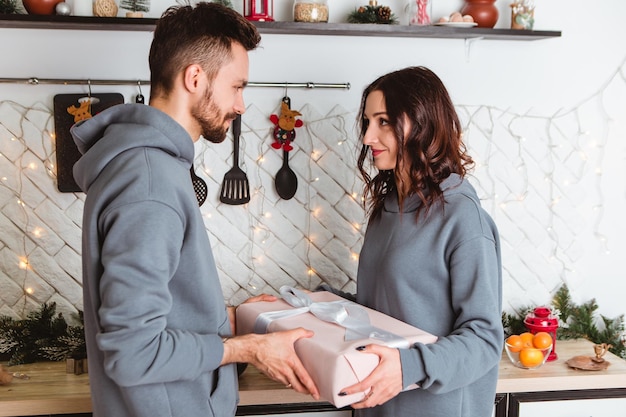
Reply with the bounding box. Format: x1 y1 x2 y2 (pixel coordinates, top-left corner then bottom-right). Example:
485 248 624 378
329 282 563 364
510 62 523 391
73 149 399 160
192 87 237 144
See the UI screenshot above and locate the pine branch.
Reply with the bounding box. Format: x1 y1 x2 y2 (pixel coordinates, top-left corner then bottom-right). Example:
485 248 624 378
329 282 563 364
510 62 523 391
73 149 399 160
120 0 150 13
0 303 87 365
0 0 22 14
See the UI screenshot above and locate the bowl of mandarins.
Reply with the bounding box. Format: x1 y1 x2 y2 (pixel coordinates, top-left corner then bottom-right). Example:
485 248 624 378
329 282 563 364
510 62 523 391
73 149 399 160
504 331 553 369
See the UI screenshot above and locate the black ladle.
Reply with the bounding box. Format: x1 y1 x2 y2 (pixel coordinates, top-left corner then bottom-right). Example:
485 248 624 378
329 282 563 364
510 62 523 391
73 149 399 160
275 149 297 200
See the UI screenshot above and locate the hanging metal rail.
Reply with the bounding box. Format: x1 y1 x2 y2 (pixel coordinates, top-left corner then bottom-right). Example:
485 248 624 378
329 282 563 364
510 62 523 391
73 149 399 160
0 77 350 90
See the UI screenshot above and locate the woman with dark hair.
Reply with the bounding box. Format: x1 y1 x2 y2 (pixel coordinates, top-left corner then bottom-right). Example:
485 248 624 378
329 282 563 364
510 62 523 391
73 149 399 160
329 66 503 416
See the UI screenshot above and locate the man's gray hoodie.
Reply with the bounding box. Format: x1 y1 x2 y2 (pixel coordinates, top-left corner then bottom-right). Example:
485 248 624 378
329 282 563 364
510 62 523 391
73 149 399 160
72 103 237 417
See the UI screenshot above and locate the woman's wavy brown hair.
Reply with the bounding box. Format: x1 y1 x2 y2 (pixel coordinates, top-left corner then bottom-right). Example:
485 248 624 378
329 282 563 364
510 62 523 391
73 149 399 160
357 66 474 220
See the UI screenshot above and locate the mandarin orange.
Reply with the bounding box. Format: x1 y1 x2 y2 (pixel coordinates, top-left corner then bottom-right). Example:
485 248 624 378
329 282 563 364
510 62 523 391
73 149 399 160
519 347 544 368
532 332 553 349
506 335 524 353
520 332 534 347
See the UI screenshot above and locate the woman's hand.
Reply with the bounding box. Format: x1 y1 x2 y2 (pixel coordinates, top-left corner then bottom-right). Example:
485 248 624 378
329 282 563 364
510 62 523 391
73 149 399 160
339 344 403 409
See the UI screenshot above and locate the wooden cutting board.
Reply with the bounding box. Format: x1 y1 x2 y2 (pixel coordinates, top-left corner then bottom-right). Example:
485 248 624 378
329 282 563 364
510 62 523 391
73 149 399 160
54 93 124 192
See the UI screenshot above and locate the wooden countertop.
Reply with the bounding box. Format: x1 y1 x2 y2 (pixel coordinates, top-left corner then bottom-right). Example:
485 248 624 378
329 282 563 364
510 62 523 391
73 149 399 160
1 339 625 417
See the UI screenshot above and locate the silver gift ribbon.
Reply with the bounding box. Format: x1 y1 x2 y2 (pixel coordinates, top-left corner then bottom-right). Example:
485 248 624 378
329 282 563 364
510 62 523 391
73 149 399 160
253 286 410 348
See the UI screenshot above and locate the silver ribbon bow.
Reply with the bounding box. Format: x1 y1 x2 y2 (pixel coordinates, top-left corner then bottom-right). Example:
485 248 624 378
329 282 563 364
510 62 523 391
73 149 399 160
253 286 409 348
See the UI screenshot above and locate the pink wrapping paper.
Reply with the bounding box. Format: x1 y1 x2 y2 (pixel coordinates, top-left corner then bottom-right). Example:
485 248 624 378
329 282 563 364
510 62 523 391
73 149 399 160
236 290 438 408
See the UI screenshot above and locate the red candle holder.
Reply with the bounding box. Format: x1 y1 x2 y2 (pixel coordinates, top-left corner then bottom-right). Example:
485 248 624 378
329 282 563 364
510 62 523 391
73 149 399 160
244 0 274 21
524 306 559 361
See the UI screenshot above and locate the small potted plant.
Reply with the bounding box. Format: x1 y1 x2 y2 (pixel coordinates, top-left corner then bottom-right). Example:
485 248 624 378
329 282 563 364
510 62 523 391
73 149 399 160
120 0 149 17
0 0 22 14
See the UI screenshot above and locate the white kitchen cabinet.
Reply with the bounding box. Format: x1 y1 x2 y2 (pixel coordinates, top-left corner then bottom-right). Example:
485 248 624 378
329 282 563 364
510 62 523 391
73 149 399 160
508 389 626 417
518 397 626 417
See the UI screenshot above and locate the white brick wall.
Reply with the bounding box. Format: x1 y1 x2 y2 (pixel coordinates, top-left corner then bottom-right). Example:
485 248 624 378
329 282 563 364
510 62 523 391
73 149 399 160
1 78 623 322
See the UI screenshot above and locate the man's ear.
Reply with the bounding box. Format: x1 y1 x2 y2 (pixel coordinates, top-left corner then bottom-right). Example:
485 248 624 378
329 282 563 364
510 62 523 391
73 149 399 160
182 64 204 93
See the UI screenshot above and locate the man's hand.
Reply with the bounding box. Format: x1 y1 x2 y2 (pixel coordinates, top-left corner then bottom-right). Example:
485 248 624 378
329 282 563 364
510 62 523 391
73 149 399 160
222 329 319 400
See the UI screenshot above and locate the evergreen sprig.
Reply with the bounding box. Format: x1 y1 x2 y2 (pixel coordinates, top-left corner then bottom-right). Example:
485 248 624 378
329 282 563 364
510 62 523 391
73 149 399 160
119 0 150 13
0 303 86 365
0 0 22 14
347 4 398 24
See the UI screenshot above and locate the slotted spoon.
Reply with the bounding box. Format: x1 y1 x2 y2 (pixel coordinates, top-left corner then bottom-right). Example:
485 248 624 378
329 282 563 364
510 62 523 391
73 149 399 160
190 164 207 206
220 114 250 205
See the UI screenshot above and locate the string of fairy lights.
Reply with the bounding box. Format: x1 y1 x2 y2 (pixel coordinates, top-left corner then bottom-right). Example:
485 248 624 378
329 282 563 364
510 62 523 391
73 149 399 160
193 102 362 302
1 55 624 315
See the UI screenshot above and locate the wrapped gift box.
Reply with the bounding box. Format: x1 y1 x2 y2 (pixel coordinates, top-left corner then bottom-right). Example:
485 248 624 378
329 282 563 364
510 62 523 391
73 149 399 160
236 288 438 408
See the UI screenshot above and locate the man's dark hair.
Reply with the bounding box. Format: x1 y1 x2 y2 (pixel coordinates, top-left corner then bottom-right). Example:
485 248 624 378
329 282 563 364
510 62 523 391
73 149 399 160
149 2 261 97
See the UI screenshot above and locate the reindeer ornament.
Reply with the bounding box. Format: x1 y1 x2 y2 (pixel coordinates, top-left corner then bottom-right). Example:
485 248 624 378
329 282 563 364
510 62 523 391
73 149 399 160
270 99 303 152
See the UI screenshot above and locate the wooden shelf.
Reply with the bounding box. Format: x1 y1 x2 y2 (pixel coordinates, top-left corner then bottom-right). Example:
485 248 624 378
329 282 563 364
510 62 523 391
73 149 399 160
0 14 561 40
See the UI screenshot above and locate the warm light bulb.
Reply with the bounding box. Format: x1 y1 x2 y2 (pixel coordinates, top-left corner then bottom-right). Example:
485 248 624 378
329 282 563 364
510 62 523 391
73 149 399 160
25 287 34 295
18 258 29 270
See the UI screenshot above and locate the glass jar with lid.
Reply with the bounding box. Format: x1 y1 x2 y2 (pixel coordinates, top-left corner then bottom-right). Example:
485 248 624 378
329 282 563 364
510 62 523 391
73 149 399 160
293 0 329 23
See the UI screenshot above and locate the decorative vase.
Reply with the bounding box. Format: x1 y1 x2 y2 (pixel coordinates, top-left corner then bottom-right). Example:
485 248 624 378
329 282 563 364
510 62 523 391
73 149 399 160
22 0 63 14
510 0 535 30
460 0 498 28
407 0 431 26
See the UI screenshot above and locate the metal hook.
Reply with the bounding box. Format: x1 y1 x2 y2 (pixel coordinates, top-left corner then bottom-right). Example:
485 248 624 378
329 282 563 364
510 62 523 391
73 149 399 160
87 79 92 98
136 80 145 104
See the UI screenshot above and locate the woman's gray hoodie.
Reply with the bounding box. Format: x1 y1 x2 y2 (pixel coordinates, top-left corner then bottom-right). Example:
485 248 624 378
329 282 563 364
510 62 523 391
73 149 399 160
324 174 502 417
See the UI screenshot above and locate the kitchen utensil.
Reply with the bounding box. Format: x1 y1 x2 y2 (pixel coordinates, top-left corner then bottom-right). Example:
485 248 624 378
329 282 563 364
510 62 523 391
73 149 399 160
189 164 207 206
135 81 145 104
275 148 297 200
220 114 250 205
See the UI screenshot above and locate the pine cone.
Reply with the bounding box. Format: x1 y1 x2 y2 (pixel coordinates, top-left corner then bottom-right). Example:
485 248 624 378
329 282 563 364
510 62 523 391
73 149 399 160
377 5 391 22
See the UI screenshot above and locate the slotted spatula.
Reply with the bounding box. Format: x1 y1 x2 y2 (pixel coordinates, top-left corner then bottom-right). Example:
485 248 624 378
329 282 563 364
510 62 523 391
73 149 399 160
190 164 207 206
220 114 250 205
